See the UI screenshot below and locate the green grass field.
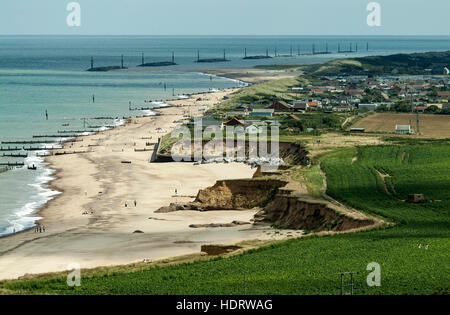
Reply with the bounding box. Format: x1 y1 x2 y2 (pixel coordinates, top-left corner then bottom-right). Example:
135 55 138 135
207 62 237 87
1 144 449 295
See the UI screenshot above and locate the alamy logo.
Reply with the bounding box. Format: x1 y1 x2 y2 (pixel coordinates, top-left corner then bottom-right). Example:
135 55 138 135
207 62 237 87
170 121 281 171
366 262 381 287
66 262 81 287
66 2 81 27
366 2 381 27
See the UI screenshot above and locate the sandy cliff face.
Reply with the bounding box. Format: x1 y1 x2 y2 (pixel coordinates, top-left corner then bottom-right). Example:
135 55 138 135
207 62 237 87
194 179 288 210
190 178 376 232
262 196 375 232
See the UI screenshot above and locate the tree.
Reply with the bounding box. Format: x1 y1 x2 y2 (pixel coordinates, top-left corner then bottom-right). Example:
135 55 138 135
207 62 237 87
424 105 439 113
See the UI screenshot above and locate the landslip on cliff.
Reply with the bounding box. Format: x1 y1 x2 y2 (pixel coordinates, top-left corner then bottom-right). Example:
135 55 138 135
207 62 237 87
155 140 384 234
157 176 383 234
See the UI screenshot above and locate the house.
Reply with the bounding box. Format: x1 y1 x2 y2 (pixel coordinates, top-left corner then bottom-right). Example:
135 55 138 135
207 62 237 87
225 111 249 117
245 124 262 134
345 89 365 97
251 109 274 117
222 117 245 126
307 100 320 111
333 106 353 112
431 66 450 75
396 125 412 134
293 101 308 112
413 106 427 112
188 117 221 129
358 103 379 111
437 91 450 98
267 101 293 111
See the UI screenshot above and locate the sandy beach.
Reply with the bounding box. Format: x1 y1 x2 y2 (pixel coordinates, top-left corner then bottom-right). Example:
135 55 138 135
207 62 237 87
0 88 294 280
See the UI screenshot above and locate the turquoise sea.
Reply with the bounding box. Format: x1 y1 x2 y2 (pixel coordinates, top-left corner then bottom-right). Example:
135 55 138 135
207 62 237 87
1 35 450 236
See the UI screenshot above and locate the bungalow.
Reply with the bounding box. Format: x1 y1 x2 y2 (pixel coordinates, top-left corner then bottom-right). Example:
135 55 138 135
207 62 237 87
188 117 221 129
311 88 328 94
396 125 412 135
245 124 262 134
307 100 320 111
225 111 249 117
293 101 308 112
345 89 365 97
358 103 379 111
267 101 293 111
333 106 353 112
431 66 450 75
222 117 245 126
437 91 450 98
251 109 274 117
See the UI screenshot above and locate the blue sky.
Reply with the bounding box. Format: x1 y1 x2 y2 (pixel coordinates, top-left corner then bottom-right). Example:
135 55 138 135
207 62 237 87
1 0 449 35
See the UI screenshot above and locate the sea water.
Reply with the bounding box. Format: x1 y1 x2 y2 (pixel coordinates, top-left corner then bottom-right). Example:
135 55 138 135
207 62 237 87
1 35 450 236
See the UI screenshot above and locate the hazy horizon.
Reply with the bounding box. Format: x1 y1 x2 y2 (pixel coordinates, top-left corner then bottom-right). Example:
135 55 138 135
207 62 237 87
1 0 449 36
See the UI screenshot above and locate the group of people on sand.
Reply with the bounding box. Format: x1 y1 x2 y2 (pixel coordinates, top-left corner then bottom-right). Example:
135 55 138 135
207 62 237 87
125 200 137 208
82 210 94 215
34 224 46 233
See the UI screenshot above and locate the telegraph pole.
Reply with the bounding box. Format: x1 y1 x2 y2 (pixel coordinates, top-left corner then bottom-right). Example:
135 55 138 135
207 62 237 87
339 271 359 295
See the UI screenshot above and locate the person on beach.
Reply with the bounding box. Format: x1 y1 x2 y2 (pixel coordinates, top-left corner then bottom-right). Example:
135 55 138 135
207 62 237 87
125 202 128 208
134 200 137 207
43 226 46 232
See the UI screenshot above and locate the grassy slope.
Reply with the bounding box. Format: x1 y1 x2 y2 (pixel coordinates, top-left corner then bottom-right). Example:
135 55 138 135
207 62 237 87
208 76 309 116
1 144 449 295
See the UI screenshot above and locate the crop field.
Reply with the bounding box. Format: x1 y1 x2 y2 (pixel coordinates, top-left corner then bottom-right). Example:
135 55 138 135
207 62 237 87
352 113 450 138
1 144 449 295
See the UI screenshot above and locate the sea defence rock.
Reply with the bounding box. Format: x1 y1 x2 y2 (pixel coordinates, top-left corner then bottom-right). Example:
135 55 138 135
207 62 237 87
189 221 251 228
87 66 124 72
200 245 241 256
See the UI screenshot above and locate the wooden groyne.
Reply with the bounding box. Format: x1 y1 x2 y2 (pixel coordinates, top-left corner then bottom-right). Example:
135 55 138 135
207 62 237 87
2 139 82 145
36 153 51 157
1 153 27 158
0 162 24 167
58 130 93 134
0 147 23 152
33 135 80 138
54 151 88 156
1 140 60 145
23 146 62 151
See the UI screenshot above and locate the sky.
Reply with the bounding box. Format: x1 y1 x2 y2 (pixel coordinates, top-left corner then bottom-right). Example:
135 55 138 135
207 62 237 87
0 0 449 36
